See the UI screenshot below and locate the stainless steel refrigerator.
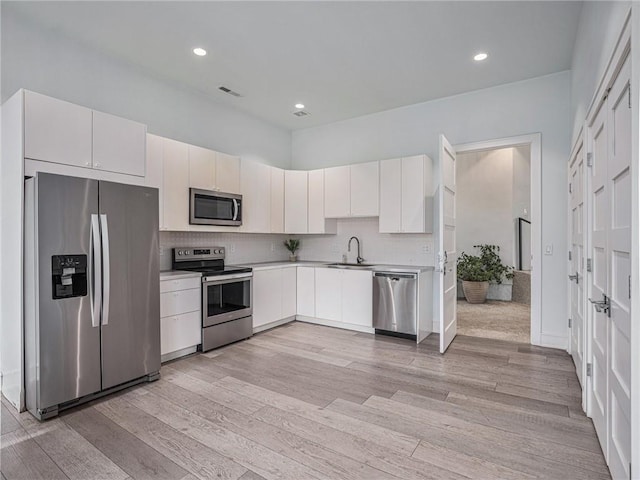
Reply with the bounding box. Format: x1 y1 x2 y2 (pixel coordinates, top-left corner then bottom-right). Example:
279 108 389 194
24 172 160 420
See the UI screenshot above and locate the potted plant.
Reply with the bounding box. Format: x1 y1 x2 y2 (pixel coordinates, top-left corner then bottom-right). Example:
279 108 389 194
457 244 513 304
283 239 300 262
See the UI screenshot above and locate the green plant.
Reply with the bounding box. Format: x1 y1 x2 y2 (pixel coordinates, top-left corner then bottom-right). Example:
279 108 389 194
283 239 300 254
457 244 514 283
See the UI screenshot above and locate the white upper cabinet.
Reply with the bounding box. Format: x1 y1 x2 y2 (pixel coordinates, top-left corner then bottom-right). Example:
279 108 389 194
324 161 379 218
308 169 337 234
92 111 146 177
23 91 145 177
162 138 190 231
270 167 285 233
350 161 379 216
24 91 92 168
241 159 271 233
284 170 308 233
215 151 241 194
379 155 433 233
188 145 216 190
145 134 164 228
324 165 350 218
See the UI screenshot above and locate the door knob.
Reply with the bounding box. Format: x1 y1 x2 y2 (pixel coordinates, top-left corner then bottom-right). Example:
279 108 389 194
589 294 611 317
568 273 578 283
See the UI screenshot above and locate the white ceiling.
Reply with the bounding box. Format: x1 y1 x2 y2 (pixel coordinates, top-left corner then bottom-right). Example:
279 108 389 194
6 1 582 130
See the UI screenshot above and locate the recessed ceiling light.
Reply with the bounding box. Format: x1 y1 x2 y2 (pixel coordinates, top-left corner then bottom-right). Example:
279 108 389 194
474 52 488 62
295 103 305 109
193 47 207 56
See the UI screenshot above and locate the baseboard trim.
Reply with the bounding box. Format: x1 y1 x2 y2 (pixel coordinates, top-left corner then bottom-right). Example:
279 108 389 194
537 333 568 350
296 315 375 334
253 316 295 334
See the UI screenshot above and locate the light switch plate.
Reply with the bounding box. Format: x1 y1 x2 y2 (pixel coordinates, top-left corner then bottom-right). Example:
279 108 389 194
545 244 553 255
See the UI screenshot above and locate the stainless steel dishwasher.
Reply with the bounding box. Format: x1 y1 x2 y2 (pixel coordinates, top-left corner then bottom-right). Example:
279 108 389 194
373 271 417 337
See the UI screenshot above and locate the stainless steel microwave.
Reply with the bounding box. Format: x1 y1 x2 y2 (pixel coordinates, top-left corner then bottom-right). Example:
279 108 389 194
189 188 242 226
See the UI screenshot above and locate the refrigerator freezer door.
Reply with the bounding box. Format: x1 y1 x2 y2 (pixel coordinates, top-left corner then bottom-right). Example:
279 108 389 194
99 181 160 390
34 173 102 409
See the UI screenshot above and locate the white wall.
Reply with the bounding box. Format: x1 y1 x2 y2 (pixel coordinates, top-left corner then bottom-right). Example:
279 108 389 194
457 148 515 268
292 72 571 346
0 7 292 168
570 1 631 143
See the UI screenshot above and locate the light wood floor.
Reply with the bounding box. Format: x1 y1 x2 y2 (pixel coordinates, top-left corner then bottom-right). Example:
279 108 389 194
1 321 609 480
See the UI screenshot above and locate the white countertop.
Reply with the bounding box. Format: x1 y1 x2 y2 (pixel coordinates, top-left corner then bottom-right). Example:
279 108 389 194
159 270 202 280
238 261 434 273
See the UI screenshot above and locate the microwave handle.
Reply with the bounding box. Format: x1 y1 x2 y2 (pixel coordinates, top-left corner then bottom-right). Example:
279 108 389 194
232 199 239 221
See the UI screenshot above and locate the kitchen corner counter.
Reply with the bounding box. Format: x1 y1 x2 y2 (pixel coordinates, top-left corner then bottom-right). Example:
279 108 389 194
238 261 434 273
238 261 330 271
160 270 202 280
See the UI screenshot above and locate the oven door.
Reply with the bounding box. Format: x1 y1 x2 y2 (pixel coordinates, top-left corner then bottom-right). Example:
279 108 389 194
202 273 252 327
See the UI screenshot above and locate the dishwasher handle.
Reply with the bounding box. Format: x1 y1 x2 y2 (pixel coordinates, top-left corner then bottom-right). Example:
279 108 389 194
374 272 417 280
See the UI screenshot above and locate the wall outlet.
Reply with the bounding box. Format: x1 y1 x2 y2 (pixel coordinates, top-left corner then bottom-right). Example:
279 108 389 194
159 245 165 256
230 243 236 253
545 244 553 255
422 244 432 254
270 242 275 252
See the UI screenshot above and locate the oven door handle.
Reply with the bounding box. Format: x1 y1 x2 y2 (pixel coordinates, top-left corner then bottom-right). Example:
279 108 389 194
232 199 239 221
203 272 253 284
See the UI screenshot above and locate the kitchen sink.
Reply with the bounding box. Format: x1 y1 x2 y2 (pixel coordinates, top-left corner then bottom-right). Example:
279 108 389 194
327 263 376 269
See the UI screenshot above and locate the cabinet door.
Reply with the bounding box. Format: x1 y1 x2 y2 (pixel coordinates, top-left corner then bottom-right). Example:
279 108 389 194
253 269 282 328
160 288 201 317
160 311 201 355
315 268 342 322
341 270 373 327
308 169 325 233
350 161 379 217
270 167 285 233
163 138 190 231
188 145 216 190
324 165 350 218
281 267 297 319
93 111 146 176
284 170 308 233
296 267 315 317
379 158 402 233
24 90 92 168
241 160 271 232
215 151 241 194
401 155 425 233
145 134 164 229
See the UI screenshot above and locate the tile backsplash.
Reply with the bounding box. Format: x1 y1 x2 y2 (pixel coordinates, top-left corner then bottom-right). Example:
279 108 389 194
160 218 435 270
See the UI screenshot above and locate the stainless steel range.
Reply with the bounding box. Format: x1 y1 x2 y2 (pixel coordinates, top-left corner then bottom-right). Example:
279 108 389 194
172 247 252 351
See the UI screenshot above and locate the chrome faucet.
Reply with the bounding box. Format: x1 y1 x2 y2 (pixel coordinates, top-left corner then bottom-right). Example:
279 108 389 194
348 236 365 264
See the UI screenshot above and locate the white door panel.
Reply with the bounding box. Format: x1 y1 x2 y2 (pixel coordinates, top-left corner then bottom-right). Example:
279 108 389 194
437 134 457 353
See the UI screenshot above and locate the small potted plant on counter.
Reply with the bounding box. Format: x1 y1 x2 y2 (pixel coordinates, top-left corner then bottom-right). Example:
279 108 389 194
284 239 300 262
457 244 513 304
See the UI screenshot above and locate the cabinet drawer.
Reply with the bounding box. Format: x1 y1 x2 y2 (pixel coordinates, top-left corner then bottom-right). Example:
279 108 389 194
160 288 201 317
160 311 201 355
160 276 201 293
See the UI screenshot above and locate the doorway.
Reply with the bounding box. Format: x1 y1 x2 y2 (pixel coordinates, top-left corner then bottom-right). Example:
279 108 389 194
453 134 541 345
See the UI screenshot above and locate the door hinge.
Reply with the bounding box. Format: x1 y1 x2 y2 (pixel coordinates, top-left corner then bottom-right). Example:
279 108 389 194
568 251 572 261
587 258 592 272
587 363 592 377
628 81 631 109
587 152 593 167
569 182 572 193
603 87 611 102
629 275 632 299
568 318 572 328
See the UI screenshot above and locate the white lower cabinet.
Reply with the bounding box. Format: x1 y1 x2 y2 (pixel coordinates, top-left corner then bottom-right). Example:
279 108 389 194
296 267 316 317
314 267 373 328
159 275 201 360
253 266 297 330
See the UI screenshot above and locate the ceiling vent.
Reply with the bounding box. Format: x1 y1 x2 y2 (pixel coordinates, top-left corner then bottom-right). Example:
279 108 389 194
293 110 311 117
218 86 242 97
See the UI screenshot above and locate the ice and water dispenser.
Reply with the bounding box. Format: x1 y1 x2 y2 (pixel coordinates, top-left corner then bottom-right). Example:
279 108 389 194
51 255 87 299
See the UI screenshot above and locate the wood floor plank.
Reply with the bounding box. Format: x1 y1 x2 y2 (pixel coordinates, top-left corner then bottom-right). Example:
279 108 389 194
391 390 602 453
214 375 420 456
362 395 609 475
238 470 267 480
252 405 465 480
0 404 21 435
495 382 582 408
95 397 248 480
63 407 188 480
1 429 69 480
122 388 327 480
246 337 352 367
142 377 399 480
29 419 128 480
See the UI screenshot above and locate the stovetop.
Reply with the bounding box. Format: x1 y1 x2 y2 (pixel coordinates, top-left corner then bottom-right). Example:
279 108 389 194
171 246 252 278
191 266 253 276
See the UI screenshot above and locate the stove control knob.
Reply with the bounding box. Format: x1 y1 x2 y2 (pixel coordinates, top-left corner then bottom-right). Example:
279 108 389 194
178 250 183 255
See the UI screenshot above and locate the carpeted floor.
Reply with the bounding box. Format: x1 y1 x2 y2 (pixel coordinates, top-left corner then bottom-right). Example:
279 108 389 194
457 299 530 343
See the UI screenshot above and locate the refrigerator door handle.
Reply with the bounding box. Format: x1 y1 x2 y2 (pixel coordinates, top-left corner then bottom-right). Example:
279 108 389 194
100 214 110 325
90 214 102 328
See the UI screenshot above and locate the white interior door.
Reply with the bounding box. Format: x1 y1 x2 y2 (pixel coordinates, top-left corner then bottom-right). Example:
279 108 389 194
569 140 586 392
438 134 457 353
604 54 631 480
588 96 609 458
